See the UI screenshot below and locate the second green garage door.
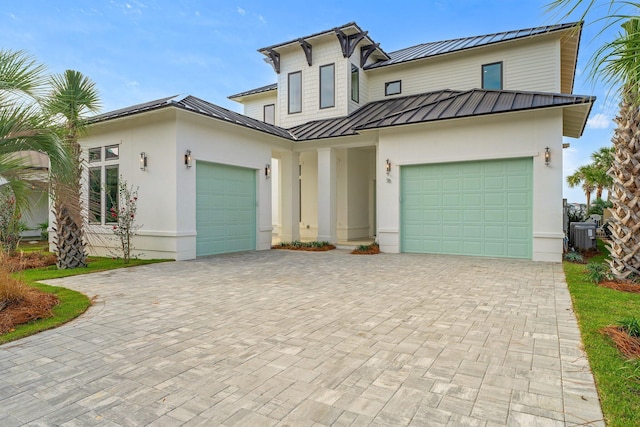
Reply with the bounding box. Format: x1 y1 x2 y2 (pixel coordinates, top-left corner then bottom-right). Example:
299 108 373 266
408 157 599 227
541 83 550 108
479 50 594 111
401 158 533 259
196 161 256 256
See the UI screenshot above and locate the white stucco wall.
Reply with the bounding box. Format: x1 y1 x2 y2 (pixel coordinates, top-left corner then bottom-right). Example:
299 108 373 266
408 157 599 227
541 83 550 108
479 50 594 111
376 108 564 262
79 108 286 261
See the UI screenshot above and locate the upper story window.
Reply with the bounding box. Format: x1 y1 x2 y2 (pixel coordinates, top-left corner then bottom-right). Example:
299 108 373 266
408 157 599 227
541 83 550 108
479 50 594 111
264 104 275 125
105 144 119 160
88 147 101 162
385 80 401 96
351 64 359 103
319 64 335 109
288 71 302 114
482 62 503 90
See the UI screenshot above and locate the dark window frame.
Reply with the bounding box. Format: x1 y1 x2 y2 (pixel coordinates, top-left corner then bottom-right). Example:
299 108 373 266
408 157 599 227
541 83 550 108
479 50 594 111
288 71 302 114
88 167 102 224
351 64 359 103
263 103 275 124
385 80 401 96
105 144 120 160
88 147 101 163
105 165 119 224
481 61 503 90
319 63 335 109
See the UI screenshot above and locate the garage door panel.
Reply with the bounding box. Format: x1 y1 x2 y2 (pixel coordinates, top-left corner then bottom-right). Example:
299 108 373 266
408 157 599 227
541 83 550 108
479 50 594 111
196 162 256 256
401 158 532 259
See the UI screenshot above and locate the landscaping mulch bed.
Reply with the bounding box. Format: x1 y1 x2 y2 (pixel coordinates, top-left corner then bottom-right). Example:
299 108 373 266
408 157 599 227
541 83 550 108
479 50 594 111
598 281 640 293
351 243 380 255
2 252 57 273
602 326 640 360
272 244 336 251
0 288 59 334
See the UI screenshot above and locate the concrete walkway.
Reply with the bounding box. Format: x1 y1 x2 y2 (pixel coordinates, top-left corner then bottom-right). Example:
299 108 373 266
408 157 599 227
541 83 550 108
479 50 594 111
0 251 604 426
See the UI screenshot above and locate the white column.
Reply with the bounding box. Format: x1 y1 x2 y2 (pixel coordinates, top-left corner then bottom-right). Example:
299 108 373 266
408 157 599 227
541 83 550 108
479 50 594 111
317 147 337 243
279 151 300 242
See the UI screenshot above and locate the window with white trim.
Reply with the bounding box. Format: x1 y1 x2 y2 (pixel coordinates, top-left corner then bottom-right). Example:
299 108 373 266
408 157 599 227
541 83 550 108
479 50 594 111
87 145 119 224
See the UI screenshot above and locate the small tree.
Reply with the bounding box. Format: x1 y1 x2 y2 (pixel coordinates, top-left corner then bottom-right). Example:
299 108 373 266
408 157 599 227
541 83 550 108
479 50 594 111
0 187 25 254
108 179 141 263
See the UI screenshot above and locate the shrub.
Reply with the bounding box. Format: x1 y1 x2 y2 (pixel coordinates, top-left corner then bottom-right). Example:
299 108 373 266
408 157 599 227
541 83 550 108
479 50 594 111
0 188 25 254
618 318 640 338
567 204 587 223
0 269 30 310
107 179 141 264
585 262 612 283
588 198 613 216
38 221 49 241
564 251 585 263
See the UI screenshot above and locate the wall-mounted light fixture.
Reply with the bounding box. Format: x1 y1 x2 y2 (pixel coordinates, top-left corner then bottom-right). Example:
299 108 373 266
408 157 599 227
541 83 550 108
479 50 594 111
265 164 271 179
184 149 192 168
139 152 147 171
544 147 550 166
386 159 391 175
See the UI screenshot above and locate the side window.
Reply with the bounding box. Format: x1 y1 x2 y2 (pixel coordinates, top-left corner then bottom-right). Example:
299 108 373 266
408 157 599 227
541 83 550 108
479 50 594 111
288 71 302 114
319 64 335 109
351 64 359 103
385 80 401 96
264 104 275 125
86 145 119 225
482 62 503 90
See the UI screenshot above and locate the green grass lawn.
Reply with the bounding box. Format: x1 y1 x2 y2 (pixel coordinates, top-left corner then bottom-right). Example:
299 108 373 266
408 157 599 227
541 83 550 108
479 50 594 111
564 240 640 427
1 256 169 345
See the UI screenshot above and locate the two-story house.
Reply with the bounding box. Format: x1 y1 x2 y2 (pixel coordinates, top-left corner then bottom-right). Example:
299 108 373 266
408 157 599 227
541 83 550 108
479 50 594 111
77 22 594 262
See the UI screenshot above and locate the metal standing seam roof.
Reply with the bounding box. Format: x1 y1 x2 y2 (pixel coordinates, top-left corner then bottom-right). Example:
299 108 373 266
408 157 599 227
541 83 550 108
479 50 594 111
288 89 595 141
228 83 277 99
364 22 581 69
88 95 295 140
88 89 594 142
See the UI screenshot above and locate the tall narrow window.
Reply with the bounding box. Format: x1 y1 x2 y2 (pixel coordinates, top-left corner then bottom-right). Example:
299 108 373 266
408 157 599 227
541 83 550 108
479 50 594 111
88 167 102 223
264 104 275 124
288 71 302 114
385 80 401 96
319 64 335 109
482 62 503 90
105 165 119 223
351 64 359 103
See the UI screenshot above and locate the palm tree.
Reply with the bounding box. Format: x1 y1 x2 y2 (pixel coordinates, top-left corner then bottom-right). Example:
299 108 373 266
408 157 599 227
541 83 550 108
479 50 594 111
567 164 598 207
604 19 640 278
0 50 68 212
549 3 640 278
44 70 101 269
591 146 614 199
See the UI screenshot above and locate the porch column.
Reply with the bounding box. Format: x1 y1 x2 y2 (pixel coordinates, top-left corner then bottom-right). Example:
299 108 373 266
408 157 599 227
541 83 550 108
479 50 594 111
317 147 337 243
279 151 300 242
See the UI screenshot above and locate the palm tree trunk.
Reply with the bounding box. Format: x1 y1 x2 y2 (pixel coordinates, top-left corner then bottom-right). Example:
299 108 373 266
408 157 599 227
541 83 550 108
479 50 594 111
607 92 640 278
586 191 592 208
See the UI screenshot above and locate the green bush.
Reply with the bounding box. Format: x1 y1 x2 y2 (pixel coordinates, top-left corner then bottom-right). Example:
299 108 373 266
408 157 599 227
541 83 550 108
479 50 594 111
564 251 584 263
585 262 612 283
618 317 640 338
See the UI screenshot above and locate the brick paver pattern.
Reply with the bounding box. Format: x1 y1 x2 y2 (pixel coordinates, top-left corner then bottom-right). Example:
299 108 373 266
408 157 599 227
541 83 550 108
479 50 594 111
0 251 604 426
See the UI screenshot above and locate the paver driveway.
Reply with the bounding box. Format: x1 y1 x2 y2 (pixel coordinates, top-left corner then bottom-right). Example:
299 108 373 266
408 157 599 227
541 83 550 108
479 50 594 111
0 250 603 426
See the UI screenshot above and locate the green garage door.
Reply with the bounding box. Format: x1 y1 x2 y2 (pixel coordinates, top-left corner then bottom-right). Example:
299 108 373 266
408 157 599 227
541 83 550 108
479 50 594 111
196 161 256 256
401 158 532 259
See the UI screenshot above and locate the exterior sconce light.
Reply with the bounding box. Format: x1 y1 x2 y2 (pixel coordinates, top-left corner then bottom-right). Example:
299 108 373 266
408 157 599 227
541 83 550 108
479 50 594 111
139 152 147 171
544 147 550 166
385 159 391 175
185 149 192 168
265 164 271 179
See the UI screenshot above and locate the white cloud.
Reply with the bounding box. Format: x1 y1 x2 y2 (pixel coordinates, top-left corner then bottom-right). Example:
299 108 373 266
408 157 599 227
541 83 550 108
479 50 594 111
258 15 266 24
237 7 246 16
126 80 139 87
587 113 611 129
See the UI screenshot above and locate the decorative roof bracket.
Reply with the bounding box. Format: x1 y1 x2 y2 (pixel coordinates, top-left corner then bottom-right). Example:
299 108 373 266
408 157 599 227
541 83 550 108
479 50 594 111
360 43 379 67
266 48 281 74
335 29 368 58
298 39 312 66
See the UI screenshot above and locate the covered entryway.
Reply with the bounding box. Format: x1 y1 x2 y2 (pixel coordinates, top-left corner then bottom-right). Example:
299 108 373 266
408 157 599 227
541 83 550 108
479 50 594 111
196 161 256 256
401 157 533 258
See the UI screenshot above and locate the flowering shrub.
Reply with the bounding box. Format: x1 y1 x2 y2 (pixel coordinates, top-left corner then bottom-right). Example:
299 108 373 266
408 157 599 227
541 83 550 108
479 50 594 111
108 179 141 263
0 188 26 254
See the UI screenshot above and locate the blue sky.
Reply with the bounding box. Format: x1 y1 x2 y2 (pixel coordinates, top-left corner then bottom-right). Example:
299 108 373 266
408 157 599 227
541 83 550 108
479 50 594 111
1 0 624 203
